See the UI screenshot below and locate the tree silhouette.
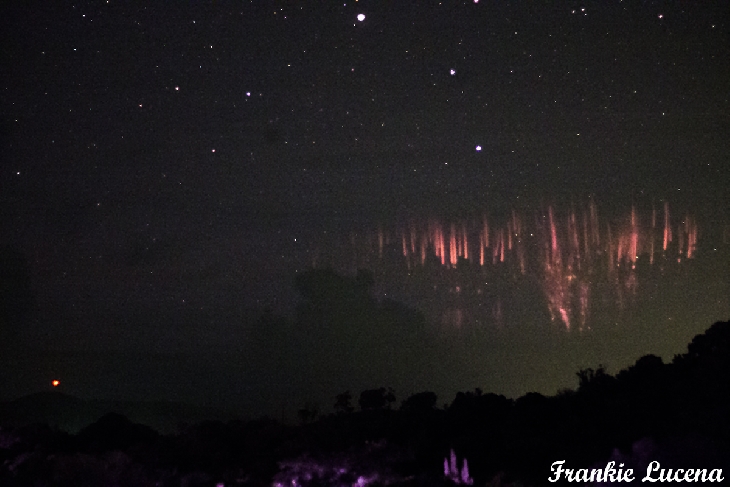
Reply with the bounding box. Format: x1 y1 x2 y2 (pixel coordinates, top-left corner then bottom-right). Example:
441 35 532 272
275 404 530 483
672 320 730 434
401 391 438 413
679 320 730 370
358 388 395 411
576 365 614 393
334 391 354 414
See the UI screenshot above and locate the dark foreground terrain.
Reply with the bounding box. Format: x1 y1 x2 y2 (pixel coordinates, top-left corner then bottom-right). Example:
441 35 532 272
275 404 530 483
2 320 730 486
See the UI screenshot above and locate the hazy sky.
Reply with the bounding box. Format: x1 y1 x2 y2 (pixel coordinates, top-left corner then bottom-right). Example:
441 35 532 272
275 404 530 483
2 1 728 415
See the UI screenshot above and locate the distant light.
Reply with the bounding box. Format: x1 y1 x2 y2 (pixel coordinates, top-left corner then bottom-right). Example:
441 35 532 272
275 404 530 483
52 380 60 387
357 14 365 21
450 69 456 76
476 145 482 151
212 149 216 153
246 92 251 97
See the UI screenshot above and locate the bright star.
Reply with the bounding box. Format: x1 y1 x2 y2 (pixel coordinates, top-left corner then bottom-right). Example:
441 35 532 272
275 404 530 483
357 14 365 22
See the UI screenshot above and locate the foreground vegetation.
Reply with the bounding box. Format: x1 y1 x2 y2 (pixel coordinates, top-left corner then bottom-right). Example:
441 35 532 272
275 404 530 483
1 320 729 486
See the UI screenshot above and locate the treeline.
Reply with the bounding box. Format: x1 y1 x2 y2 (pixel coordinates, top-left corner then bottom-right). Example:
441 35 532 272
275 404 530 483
1 320 729 486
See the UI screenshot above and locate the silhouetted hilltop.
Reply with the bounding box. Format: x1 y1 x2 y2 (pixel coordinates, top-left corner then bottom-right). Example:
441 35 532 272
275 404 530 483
1 320 729 486
0 391 239 434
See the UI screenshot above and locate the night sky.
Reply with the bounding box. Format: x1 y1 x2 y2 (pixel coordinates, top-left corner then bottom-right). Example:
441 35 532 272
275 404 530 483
2 1 729 418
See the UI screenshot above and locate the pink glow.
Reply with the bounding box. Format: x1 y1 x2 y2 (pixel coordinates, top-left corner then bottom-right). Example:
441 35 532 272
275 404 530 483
663 201 672 251
308 200 703 330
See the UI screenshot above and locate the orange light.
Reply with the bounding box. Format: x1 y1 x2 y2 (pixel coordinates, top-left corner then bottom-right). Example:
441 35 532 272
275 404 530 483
52 380 60 387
